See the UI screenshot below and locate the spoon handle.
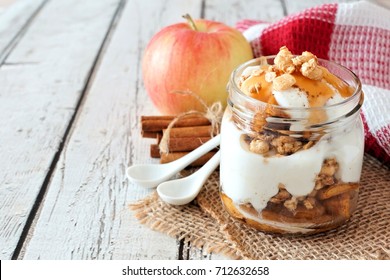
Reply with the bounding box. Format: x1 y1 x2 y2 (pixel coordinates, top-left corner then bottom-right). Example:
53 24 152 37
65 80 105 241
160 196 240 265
156 150 221 206
192 150 220 187
167 134 220 174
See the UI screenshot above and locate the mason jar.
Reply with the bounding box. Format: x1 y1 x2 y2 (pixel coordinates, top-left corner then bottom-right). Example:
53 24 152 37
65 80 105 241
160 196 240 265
220 57 364 235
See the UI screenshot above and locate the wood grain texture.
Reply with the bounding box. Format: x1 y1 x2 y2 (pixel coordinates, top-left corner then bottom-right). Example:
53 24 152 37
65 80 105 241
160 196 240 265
0 0 47 61
22 0 203 260
0 0 121 260
204 0 285 26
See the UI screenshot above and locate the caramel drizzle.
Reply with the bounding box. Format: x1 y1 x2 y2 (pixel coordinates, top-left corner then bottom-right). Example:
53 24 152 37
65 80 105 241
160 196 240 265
242 67 353 107
241 66 354 126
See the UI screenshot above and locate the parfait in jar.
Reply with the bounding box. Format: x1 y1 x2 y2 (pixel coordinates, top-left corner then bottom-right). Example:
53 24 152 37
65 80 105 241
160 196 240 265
220 46 364 234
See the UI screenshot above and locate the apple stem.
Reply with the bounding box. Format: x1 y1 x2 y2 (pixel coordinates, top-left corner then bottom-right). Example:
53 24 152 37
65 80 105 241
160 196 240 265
182 14 198 31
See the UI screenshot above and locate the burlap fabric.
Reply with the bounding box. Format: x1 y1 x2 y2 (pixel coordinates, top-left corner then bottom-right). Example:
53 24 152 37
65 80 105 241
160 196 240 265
130 154 390 260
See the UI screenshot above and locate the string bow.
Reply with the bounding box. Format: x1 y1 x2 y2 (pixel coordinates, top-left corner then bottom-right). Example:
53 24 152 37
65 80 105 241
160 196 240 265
159 91 223 154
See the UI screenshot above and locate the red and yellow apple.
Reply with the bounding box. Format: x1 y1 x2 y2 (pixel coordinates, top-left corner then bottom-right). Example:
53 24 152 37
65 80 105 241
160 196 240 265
142 15 253 114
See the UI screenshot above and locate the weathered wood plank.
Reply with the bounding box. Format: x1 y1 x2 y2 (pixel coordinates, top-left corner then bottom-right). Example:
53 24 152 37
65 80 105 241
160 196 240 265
0 0 121 260
22 0 203 260
0 0 47 61
204 0 285 26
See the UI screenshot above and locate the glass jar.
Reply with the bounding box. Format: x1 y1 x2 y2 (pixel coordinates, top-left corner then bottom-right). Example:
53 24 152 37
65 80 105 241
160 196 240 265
220 57 364 235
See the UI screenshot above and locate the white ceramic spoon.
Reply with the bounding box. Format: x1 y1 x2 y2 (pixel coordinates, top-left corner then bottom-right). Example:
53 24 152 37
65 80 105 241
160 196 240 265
157 150 220 205
126 135 220 188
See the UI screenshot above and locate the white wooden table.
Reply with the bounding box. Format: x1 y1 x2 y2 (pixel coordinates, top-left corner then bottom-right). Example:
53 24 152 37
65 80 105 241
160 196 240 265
0 0 357 260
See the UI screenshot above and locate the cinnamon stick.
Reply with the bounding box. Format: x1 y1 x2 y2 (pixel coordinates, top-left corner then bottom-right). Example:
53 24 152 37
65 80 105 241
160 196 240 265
163 125 214 138
150 136 212 158
141 116 176 121
141 115 219 167
150 144 160 158
160 151 216 167
168 137 212 152
141 116 210 132
141 131 161 139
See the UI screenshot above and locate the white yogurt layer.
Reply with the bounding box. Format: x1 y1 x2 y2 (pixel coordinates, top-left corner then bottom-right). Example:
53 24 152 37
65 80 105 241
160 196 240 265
220 110 364 213
273 82 343 108
269 77 350 133
273 87 310 108
325 91 345 106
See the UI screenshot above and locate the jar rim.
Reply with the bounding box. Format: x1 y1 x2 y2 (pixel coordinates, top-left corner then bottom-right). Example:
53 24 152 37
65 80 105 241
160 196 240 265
229 56 363 112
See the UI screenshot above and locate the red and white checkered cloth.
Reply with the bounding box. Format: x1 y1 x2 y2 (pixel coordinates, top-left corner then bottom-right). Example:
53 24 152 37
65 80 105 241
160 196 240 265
237 0 390 166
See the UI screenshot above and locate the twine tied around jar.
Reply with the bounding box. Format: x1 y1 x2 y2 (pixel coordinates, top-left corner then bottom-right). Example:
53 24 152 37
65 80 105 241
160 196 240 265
158 90 223 154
